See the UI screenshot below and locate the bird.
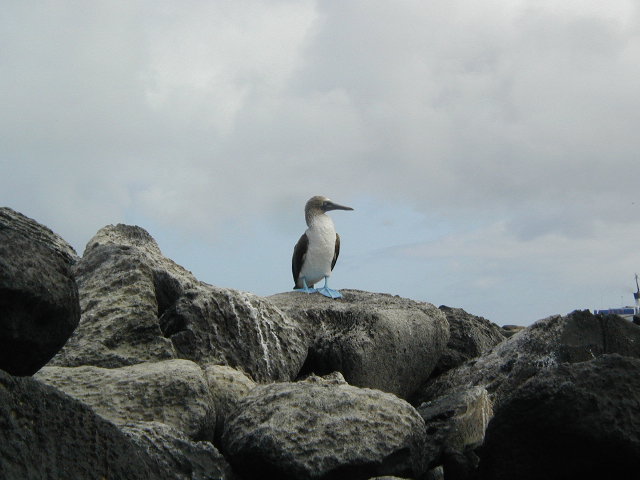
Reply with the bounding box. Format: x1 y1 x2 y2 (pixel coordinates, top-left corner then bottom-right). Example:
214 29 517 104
292 195 353 298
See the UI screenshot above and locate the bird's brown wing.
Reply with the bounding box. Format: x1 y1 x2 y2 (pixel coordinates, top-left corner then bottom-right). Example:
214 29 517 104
331 233 340 271
292 233 309 288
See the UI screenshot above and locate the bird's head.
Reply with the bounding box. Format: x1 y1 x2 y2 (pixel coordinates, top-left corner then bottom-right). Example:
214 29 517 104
305 195 353 225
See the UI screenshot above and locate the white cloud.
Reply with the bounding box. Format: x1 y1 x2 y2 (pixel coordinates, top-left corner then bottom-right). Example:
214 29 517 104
142 0 317 134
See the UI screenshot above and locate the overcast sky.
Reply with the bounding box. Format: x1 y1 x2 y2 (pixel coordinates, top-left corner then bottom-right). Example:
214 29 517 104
3 1 640 326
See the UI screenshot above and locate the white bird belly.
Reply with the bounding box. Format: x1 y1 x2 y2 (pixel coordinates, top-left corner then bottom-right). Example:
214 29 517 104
299 217 336 286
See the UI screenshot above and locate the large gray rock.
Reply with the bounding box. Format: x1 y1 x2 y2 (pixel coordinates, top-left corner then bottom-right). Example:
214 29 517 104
52 224 307 382
0 207 80 376
123 421 236 480
0 369 171 480
221 373 428 480
161 285 307 382
478 354 640 480
418 386 492 471
36 359 212 438
416 310 640 409
432 306 505 377
50 225 176 367
270 290 449 399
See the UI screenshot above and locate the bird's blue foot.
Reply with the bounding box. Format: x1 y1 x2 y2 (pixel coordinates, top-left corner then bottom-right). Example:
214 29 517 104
317 277 342 299
293 278 316 294
317 286 342 299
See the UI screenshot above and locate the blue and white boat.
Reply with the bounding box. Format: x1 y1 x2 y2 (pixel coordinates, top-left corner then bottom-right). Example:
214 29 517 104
593 274 640 321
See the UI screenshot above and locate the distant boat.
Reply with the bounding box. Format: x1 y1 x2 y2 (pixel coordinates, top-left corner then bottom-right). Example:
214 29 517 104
593 274 640 321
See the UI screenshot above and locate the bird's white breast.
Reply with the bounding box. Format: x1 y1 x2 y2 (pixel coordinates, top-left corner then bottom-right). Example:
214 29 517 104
300 214 336 286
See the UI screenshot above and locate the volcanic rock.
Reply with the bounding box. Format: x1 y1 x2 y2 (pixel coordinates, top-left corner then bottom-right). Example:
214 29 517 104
52 224 307 382
416 310 640 409
221 373 428 480
0 207 80 375
270 290 449 399
36 359 212 438
204 364 256 442
478 354 640 480
0 369 171 480
417 386 492 470
123 421 235 480
433 306 505 376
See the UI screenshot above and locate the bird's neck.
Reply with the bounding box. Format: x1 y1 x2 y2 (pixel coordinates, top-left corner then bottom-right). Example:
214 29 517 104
306 208 325 227
307 213 334 231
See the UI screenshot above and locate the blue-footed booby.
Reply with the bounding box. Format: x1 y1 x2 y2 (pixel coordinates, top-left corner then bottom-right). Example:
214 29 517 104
292 195 353 298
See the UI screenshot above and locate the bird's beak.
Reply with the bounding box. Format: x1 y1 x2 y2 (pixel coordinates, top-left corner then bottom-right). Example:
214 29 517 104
323 201 354 212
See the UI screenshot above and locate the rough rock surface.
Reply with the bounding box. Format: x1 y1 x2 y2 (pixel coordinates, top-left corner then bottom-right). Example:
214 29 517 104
161 285 306 382
418 386 492 470
36 359 212 438
221 373 428 480
52 224 307 382
123 421 235 480
0 369 171 480
51 225 176 367
478 354 640 480
433 306 505 376
270 290 449 399
416 310 640 408
0 207 80 376
205 364 256 442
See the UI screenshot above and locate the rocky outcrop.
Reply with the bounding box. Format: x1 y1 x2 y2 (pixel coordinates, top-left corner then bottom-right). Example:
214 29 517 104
478 354 640 480
415 310 640 409
36 359 212 438
221 373 428 480
53 225 176 367
432 306 505 377
0 207 80 376
52 224 307 382
270 290 449 399
0 369 172 480
6 211 640 480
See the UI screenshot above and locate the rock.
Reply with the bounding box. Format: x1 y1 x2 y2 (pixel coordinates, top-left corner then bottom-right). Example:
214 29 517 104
162 286 307 382
416 310 640 409
424 466 444 480
0 369 171 480
50 225 176 367
441 448 479 480
270 290 449 399
478 354 640 480
52 224 307 382
221 373 428 480
36 359 212 438
433 306 505 376
417 386 492 470
123 421 236 480
368 477 413 480
0 207 80 376
204 364 256 442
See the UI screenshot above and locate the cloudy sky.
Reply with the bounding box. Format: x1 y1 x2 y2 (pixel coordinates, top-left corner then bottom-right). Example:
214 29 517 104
3 1 640 326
